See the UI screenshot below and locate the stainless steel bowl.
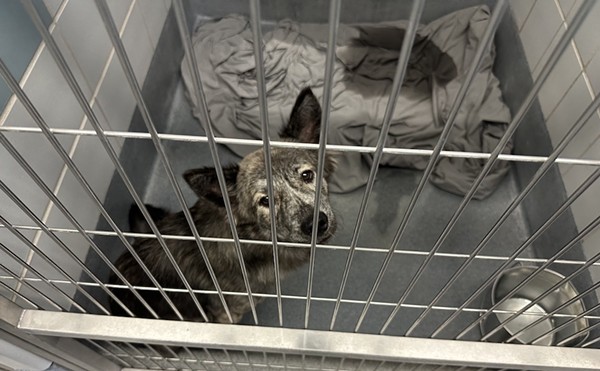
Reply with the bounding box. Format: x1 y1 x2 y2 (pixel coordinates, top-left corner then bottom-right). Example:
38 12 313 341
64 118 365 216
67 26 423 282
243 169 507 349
480 266 588 346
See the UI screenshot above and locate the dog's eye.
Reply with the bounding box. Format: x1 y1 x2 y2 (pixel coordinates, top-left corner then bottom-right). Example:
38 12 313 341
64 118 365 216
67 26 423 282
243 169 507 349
259 196 270 207
301 170 314 183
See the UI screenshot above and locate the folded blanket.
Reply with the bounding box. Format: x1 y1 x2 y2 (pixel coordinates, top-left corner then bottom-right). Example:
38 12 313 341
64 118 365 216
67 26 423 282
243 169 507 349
181 5 512 199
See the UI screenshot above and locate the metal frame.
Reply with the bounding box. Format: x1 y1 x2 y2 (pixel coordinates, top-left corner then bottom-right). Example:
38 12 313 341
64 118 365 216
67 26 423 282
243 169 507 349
1 0 600 369
8 308 600 371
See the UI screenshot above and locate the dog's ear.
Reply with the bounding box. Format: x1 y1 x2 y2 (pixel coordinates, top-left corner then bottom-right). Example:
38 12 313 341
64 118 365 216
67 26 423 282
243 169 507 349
280 87 322 143
183 165 238 206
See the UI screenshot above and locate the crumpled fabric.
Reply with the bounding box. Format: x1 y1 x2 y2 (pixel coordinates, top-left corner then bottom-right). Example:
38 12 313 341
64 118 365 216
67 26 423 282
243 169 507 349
181 5 513 199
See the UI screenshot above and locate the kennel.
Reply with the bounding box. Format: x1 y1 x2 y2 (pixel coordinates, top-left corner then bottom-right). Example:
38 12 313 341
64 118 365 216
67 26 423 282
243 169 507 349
1 0 600 369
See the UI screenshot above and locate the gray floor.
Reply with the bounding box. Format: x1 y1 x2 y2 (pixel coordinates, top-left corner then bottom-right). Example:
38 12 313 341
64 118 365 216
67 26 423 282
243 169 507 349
138 81 533 340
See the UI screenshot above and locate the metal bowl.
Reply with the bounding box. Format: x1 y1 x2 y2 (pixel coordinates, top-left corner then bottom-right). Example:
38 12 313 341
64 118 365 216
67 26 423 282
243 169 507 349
480 266 588 346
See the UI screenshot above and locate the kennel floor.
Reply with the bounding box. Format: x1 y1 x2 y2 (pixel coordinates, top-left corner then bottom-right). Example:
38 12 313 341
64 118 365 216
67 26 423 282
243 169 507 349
112 80 533 340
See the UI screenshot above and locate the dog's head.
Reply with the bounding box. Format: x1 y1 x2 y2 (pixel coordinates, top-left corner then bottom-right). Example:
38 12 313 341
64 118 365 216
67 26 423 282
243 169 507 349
184 88 336 243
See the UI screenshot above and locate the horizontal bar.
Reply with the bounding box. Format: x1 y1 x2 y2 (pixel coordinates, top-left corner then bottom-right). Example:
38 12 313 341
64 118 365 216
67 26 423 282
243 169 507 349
2 224 599 268
1 126 599 167
17 311 600 370
2 276 599 321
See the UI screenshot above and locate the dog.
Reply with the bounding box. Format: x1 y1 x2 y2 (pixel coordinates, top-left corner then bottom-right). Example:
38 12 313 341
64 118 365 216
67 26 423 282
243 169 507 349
109 88 336 323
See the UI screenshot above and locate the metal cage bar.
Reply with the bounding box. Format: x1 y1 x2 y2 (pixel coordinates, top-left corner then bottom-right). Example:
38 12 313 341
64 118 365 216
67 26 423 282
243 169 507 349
0 250 66 311
2 125 600 167
2 223 600 268
1 11 180 321
474 214 600 341
431 165 600 338
0 0 599 368
402 71 600 336
515 286 600 345
169 0 259 324
248 0 283 327
429 0 597 338
172 0 247 324
0 129 159 318
86 340 133 368
3 273 600 321
94 0 212 322
0 212 104 314
14 311 600 370
582 334 600 349
382 0 513 334
305 0 342 329
329 0 426 330
0 278 39 310
355 0 509 333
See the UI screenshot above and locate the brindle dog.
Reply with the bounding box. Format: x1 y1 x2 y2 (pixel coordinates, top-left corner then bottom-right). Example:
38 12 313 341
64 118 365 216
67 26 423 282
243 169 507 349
110 88 336 323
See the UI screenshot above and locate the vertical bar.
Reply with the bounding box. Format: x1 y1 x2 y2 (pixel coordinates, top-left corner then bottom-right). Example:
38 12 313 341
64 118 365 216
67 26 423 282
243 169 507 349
0 130 158 318
355 359 366 370
524 290 600 345
582 338 600 348
123 342 163 369
329 0 426 330
224 349 242 371
23 0 220 322
402 77 600 336
171 0 258 324
7 4 184 320
427 0 597 338
94 0 215 321
282 353 289 371
249 0 283 327
0 213 100 313
86 340 133 368
476 215 600 341
140 343 179 370
355 0 509 333
105 342 146 369
305 0 342 329
557 311 600 346
581 329 600 348
0 277 39 309
0 256 64 311
432 171 600 338
204 348 225 371
373 360 385 370
186 352 207 371
242 350 256 371
115 342 157 369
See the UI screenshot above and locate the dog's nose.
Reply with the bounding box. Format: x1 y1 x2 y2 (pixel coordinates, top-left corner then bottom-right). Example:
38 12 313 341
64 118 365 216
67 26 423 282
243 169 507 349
301 212 329 236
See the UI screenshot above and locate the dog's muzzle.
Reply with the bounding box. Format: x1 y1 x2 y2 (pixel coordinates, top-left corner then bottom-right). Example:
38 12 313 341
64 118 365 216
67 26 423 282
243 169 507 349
300 211 329 237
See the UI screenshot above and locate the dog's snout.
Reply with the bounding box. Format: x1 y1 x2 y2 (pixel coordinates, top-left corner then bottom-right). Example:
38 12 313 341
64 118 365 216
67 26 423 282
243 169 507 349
301 212 329 236
318 212 328 233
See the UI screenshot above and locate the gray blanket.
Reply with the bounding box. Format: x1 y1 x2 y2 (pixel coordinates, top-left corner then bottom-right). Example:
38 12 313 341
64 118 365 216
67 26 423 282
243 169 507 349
182 6 512 199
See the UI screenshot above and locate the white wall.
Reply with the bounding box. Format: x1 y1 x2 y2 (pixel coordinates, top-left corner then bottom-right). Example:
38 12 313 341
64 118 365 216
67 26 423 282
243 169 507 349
510 0 600 280
0 0 171 309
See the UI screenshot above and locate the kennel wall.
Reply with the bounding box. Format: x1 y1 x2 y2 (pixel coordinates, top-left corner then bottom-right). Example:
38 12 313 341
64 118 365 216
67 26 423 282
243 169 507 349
1 0 600 370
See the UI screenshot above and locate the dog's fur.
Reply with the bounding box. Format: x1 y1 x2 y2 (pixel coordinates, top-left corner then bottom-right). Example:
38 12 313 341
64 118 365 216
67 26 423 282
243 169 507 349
109 88 336 323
